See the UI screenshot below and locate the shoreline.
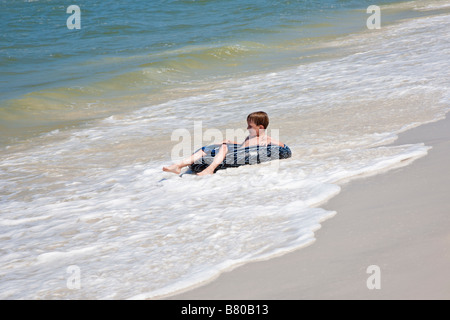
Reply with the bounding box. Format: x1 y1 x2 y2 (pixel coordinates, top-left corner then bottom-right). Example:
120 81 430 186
169 114 450 300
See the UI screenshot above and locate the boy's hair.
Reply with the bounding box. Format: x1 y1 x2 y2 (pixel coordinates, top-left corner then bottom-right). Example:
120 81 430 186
247 111 269 129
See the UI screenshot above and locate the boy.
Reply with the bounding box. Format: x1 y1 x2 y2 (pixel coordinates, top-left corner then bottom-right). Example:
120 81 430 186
162 111 286 175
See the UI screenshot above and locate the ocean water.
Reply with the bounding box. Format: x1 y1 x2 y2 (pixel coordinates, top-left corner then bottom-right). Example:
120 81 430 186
0 0 449 299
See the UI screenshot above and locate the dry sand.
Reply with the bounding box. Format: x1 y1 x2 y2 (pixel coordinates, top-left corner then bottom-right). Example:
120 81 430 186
170 114 450 300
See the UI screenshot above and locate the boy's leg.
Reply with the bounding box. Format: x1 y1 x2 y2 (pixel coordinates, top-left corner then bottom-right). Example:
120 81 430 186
197 144 228 175
163 149 207 174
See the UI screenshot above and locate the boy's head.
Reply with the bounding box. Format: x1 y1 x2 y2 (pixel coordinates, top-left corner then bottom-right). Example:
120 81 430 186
247 111 269 129
247 111 269 137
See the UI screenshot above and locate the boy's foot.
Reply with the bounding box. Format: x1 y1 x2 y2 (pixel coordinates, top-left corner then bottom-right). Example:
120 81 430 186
162 164 181 174
197 167 214 176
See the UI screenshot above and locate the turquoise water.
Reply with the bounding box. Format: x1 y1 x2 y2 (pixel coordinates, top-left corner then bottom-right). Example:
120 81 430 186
1 0 413 145
1 0 449 299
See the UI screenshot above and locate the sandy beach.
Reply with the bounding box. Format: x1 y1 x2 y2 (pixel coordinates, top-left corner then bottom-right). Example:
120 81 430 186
171 114 450 300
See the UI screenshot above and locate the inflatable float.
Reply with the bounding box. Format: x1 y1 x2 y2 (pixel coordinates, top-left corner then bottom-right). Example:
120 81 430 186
189 143 292 174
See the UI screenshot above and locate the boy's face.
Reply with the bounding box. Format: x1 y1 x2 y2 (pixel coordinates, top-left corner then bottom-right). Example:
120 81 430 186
247 120 264 137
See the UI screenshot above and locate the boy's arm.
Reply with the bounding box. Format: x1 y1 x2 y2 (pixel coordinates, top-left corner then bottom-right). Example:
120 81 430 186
267 137 286 147
222 136 248 147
